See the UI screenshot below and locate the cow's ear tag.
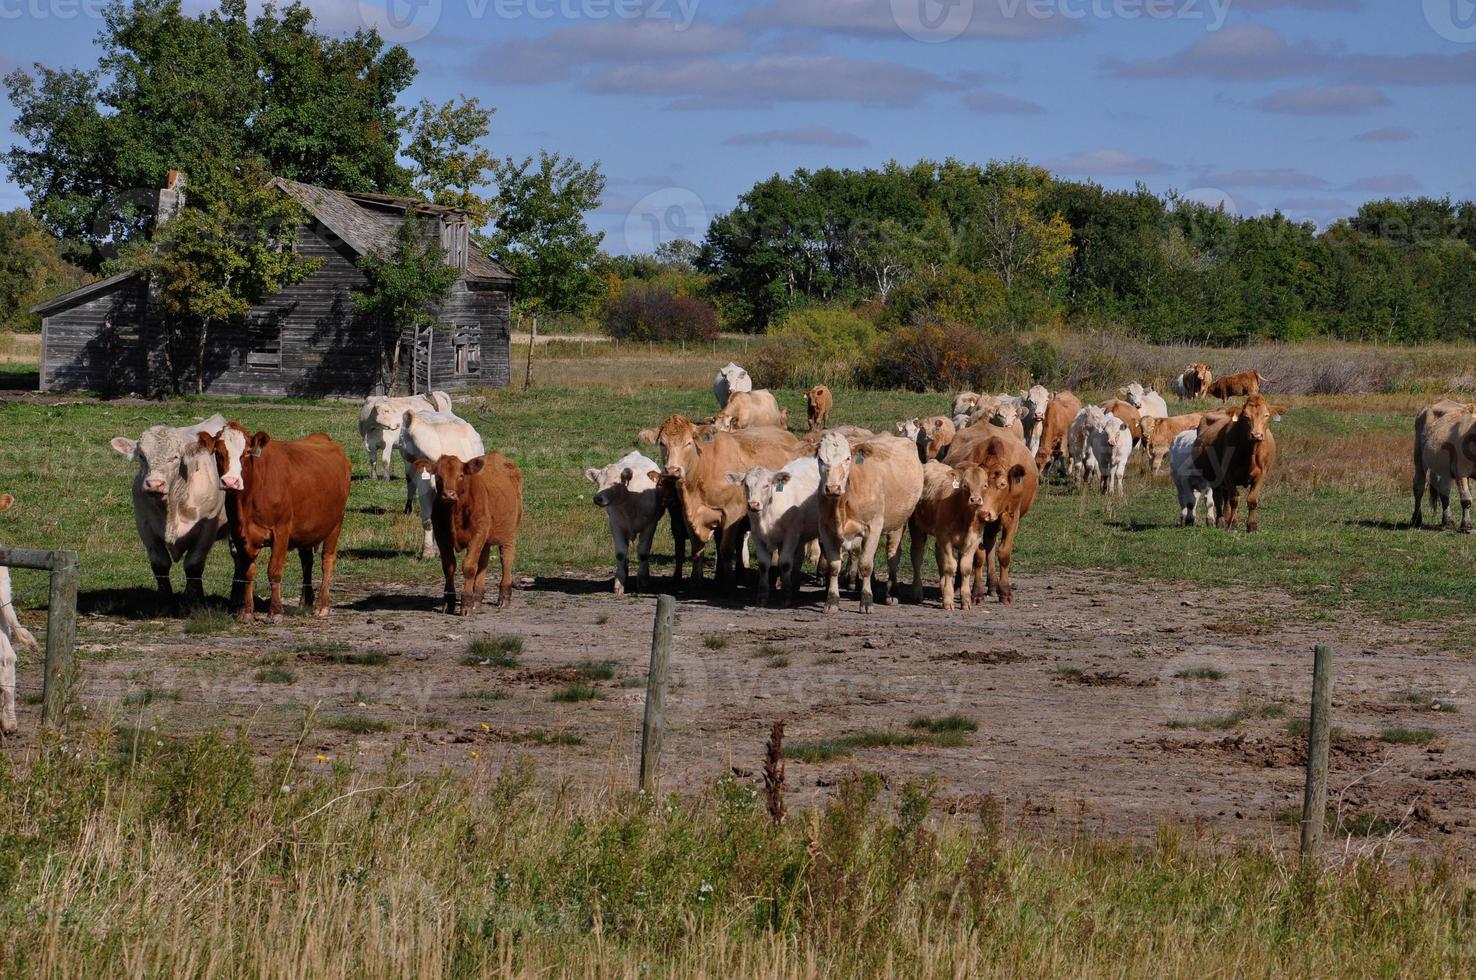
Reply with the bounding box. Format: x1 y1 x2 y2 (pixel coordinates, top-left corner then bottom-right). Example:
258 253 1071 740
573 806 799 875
952 480 961 490
853 451 865 465
701 433 714 443
251 448 262 458
1273 415 1283 423
774 483 784 493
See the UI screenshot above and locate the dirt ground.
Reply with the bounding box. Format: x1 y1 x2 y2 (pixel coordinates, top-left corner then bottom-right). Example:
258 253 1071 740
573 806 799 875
10 568 1474 859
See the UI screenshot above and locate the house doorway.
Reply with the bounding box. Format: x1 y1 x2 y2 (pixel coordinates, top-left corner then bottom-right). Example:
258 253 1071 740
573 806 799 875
411 324 434 395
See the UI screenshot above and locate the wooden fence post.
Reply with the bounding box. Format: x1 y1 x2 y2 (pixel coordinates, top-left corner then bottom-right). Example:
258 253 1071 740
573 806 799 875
523 316 536 391
1300 644 1334 860
639 594 675 793
41 550 79 726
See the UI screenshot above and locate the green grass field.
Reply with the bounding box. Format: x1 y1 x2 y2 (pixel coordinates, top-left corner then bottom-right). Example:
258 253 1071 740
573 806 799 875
1 365 1472 622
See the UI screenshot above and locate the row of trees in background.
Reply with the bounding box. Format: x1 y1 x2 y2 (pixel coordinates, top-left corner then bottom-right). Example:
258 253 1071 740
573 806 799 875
693 160 1476 346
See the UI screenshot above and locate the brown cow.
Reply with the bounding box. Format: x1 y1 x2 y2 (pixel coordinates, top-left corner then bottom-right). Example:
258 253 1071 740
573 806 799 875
963 435 1038 605
1205 370 1266 402
908 462 990 611
1032 390 1083 477
944 420 1025 467
655 416 801 585
805 384 833 431
816 432 925 612
417 452 523 613
1192 395 1285 532
1176 363 1213 399
1411 400 1476 530
1099 399 1144 445
898 415 956 463
1142 413 1204 475
203 423 351 622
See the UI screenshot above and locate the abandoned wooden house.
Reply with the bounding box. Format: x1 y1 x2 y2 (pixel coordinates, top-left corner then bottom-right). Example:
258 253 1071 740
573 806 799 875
32 175 515 397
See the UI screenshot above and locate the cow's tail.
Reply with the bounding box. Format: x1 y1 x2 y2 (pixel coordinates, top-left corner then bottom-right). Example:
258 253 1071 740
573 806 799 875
0 567 37 652
429 390 452 413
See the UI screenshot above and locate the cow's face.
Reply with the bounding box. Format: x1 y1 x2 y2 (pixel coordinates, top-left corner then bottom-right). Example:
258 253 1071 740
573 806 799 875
952 464 989 512
1236 396 1285 442
119 426 192 496
725 465 785 514
1123 382 1146 408
371 402 403 430
422 454 484 503
1024 386 1050 418
897 418 923 441
991 403 1020 429
807 385 828 406
979 460 1028 523
655 416 699 477
816 432 853 498
923 417 955 461
586 463 660 508
203 423 253 491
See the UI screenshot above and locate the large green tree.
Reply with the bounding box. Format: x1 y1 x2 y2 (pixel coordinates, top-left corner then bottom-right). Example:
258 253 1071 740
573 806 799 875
5 0 415 270
352 211 461 394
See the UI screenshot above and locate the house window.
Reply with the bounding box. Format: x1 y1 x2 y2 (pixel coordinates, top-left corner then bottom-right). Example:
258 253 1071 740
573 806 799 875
455 332 480 375
246 321 282 369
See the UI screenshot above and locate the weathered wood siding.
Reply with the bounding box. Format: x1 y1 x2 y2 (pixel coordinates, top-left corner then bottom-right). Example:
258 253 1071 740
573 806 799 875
39 220 511 397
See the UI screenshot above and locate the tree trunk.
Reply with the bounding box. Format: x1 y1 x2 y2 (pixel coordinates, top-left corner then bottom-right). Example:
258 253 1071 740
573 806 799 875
388 335 402 396
195 320 210 395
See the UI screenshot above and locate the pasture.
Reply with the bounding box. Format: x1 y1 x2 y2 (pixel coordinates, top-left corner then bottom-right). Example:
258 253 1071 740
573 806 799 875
2 341 1476 972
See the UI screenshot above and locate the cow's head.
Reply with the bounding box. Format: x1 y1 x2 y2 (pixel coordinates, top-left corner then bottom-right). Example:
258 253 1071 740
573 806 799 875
806 384 829 406
585 461 661 508
1138 415 1160 444
1023 385 1050 419
923 416 956 461
370 400 405 431
416 454 485 504
897 417 923 441
1231 395 1285 443
115 425 195 497
949 463 989 512
201 422 256 492
978 453 1030 524
816 431 854 498
655 415 700 477
1122 382 1146 408
724 464 791 514
717 362 751 394
990 402 1020 430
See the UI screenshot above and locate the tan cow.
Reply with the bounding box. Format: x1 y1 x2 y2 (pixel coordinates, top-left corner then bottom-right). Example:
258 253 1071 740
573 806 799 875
1176 363 1213 400
716 389 786 430
420 452 524 612
1205 370 1266 402
897 415 956 463
654 416 801 585
1099 399 1144 446
1412 400 1476 530
1193 395 1285 532
1141 413 1204 475
1032 390 1083 477
805 385 833 431
815 432 924 613
908 462 990 611
943 421 1026 467
964 434 1038 605
951 391 982 418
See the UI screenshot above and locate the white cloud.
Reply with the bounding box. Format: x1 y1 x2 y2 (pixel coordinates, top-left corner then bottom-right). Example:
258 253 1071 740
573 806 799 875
723 126 870 148
1044 149 1174 177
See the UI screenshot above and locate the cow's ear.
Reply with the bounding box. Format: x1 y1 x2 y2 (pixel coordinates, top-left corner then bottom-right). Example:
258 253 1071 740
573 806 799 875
931 418 945 431
774 471 792 487
619 467 634 485
1009 464 1026 486
111 437 137 458
249 431 270 455
463 458 486 476
638 428 658 445
584 467 600 483
0 493 13 513
646 469 662 484
1269 405 1287 418
196 431 215 451
723 470 744 485
413 458 435 476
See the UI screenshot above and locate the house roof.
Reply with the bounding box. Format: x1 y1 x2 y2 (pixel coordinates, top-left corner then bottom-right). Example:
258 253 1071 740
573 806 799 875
30 270 141 316
34 179 517 313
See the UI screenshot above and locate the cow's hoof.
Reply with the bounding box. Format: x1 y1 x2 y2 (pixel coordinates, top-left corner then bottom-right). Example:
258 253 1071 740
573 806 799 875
313 606 331 618
1462 524 1474 535
998 592 1014 606
824 599 840 614
885 596 898 606
497 593 513 608
267 613 284 625
613 583 625 596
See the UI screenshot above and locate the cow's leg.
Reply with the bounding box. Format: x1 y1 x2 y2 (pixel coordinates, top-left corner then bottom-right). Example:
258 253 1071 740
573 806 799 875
298 546 315 609
777 541 799 607
635 521 657 593
181 537 211 607
1460 477 1473 533
1412 462 1427 527
461 537 489 616
976 524 1000 601
439 548 458 614
496 541 516 608
754 540 772 607
715 522 742 590
403 464 417 515
993 521 1021 605
0 633 16 735
472 543 493 610
266 535 289 624
236 547 258 622
145 538 175 602
315 522 343 617
909 521 928 603
611 524 630 596
1223 488 1242 530
858 526 884 613
820 534 842 613
936 540 957 612
881 530 905 606
1246 476 1264 533
418 479 438 560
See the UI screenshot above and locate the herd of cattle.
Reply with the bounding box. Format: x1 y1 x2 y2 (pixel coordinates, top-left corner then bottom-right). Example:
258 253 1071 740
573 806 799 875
4 358 1476 732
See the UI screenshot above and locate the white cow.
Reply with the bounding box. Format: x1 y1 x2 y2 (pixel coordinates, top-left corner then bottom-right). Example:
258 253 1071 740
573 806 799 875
713 362 753 410
0 494 39 735
399 410 486 559
1020 385 1051 453
1124 383 1169 419
109 414 230 605
1170 429 1217 526
951 391 981 419
585 451 667 595
726 458 822 607
1087 410 1133 495
1067 407 1096 485
358 391 451 479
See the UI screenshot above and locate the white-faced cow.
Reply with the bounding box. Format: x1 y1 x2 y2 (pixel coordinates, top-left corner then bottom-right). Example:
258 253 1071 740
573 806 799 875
815 432 924 613
357 391 451 480
109 414 230 606
726 458 822 606
398 410 486 559
714 362 753 410
586 450 673 595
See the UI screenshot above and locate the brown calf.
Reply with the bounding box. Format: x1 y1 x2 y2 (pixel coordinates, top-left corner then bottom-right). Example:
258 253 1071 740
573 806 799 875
1192 395 1285 532
204 423 351 622
418 452 524 614
1031 390 1083 476
945 432 1039 604
1205 370 1266 402
805 384 833 431
908 462 990 611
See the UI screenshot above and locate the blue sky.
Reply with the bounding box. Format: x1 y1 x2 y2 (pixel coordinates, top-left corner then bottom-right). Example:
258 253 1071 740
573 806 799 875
2 0 1474 253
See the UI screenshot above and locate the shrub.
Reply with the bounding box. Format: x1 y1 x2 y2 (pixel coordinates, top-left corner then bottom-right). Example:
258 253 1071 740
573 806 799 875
600 282 718 342
882 266 1008 328
749 305 878 388
859 319 1021 392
